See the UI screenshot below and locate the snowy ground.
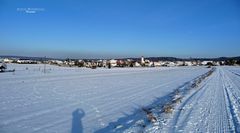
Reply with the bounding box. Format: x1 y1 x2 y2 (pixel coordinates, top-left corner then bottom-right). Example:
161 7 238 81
142 66 240 133
0 64 239 133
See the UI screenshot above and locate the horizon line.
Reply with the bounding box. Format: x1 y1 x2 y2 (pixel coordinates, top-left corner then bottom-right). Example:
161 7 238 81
1 54 240 60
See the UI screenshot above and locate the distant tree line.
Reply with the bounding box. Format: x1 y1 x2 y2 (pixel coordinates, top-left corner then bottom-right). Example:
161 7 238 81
224 59 240 66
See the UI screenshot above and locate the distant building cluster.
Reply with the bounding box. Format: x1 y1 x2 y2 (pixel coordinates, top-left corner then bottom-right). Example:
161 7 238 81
1 56 240 69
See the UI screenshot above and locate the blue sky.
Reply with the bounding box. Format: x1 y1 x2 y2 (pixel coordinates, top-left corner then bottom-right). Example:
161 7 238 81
0 0 240 59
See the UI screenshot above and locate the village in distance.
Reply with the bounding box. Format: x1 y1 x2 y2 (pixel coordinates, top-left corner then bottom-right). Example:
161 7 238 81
1 55 240 72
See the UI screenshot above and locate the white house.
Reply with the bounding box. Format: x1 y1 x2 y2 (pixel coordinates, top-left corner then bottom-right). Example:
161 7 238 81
153 61 162 67
102 60 107 67
175 61 184 66
201 61 213 66
148 61 154 67
185 61 193 66
134 62 141 67
17 59 37 64
167 61 176 67
109 59 117 67
3 58 13 63
50 60 63 65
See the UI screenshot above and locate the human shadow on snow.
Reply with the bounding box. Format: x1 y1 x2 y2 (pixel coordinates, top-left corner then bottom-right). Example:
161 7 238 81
71 108 85 133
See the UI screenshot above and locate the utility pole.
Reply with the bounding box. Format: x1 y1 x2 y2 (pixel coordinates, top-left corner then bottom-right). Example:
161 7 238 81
44 56 46 74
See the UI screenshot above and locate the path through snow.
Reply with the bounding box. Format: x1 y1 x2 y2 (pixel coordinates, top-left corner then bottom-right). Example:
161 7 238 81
155 67 240 133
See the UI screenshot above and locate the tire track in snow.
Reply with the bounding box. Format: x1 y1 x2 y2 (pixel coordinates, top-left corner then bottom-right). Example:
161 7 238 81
223 87 240 132
170 76 211 132
221 68 240 132
167 68 236 132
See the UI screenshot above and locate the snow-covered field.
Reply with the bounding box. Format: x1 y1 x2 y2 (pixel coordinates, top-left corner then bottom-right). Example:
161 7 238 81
0 64 239 133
